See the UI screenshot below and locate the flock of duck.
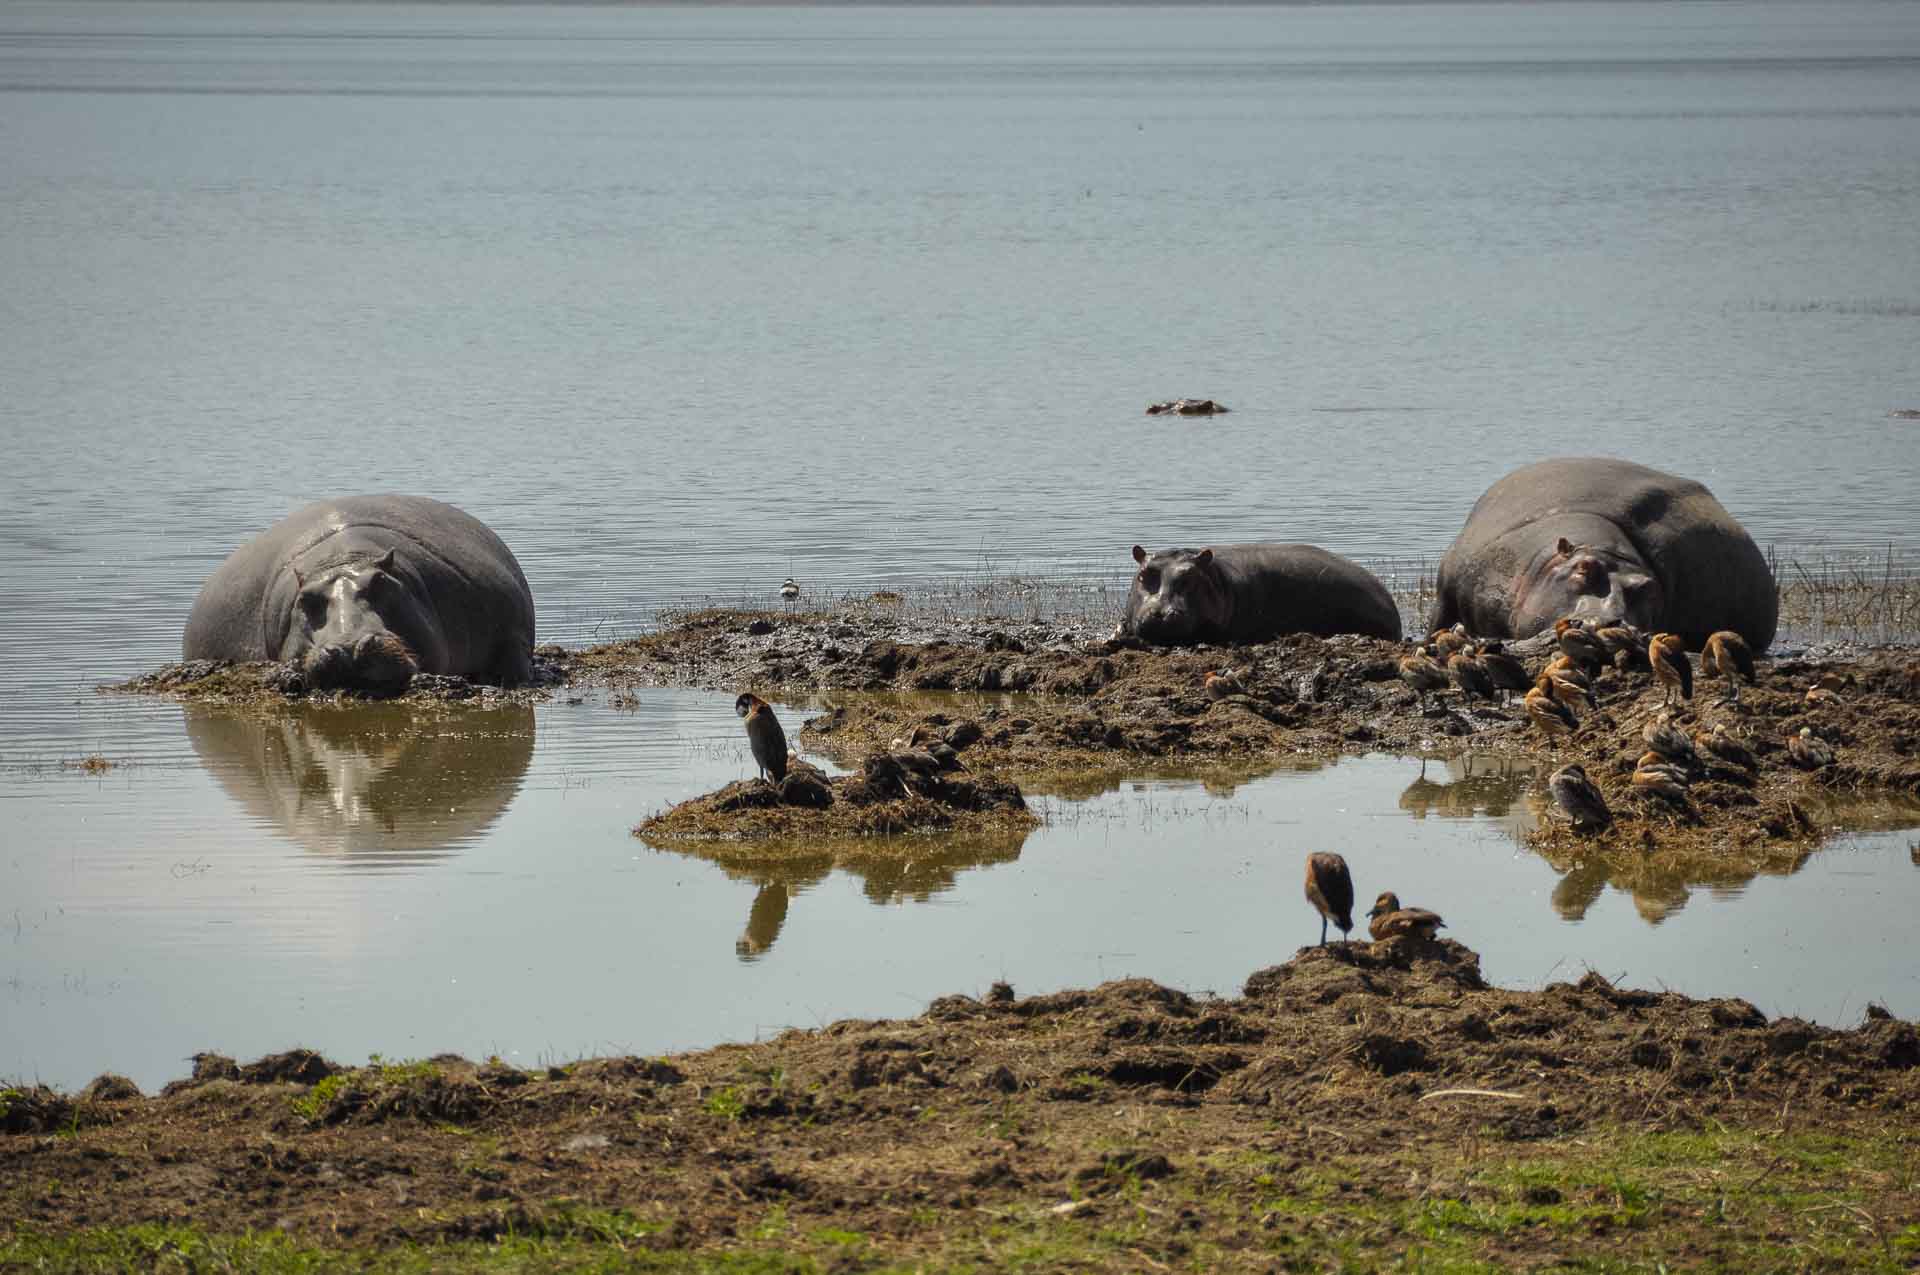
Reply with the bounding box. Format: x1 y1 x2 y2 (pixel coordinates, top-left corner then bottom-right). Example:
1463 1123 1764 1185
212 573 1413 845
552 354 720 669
732 592 1844 954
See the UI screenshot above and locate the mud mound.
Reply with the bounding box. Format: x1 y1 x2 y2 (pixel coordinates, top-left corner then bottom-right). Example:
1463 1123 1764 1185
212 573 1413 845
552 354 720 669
109 658 562 704
635 756 1036 844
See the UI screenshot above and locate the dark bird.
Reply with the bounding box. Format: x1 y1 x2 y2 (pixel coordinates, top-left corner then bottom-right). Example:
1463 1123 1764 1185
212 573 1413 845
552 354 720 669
1399 646 1449 709
1787 726 1833 770
1448 648 1495 705
734 692 788 783
1366 891 1446 942
1548 762 1613 832
1554 617 1608 675
1205 669 1247 701
1700 630 1755 703
1648 633 1693 708
1642 711 1696 767
1524 685 1578 737
1696 722 1758 772
1304 852 1355 947
1477 641 1532 704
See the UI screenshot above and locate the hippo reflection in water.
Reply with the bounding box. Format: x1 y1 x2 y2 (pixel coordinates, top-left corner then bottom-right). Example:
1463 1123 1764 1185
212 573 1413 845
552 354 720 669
184 702 534 866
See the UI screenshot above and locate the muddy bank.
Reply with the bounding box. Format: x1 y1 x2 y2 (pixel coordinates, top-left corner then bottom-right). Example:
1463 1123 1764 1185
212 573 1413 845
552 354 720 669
5 942 1917 1268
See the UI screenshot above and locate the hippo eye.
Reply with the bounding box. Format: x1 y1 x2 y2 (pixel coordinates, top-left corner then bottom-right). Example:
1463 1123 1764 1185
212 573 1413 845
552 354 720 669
1139 569 1160 592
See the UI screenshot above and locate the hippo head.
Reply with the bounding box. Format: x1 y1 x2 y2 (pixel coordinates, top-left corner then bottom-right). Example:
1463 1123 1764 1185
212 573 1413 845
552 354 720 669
1122 545 1232 645
1518 537 1662 634
279 550 424 694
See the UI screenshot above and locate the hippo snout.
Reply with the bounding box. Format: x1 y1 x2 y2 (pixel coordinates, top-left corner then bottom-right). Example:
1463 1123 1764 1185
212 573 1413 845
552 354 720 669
302 632 419 693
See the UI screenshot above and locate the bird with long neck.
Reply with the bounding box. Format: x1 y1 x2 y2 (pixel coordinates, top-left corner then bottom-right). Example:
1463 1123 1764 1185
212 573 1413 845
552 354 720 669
734 692 788 783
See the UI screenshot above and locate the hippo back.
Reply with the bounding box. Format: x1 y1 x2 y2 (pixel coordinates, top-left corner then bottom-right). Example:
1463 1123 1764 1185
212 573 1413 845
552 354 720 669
1433 458 1777 650
1214 543 1403 642
183 495 534 675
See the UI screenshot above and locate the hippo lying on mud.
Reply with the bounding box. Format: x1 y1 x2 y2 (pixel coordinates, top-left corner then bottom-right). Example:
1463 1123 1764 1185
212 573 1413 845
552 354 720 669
1123 544 1402 645
1428 458 1777 651
183 495 536 691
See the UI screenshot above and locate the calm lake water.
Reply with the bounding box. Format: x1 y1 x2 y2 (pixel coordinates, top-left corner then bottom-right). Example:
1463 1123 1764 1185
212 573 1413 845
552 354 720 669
4 0 1920 1087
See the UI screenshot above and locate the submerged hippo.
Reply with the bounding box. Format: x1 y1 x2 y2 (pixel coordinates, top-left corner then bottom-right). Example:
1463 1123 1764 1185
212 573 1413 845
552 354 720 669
1428 458 1777 651
183 495 536 691
1122 543 1402 645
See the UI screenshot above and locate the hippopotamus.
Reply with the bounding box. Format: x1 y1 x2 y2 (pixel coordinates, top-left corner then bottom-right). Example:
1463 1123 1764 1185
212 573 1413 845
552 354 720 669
1122 543 1402 645
183 495 536 691
1428 458 1777 651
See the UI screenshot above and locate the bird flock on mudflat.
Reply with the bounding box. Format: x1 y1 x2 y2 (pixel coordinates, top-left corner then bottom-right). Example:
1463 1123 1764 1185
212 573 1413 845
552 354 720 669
736 579 1837 951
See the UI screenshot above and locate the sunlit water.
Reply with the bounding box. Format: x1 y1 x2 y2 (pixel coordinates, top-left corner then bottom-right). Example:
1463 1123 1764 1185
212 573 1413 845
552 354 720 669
5 689 1916 1092
5 1 1920 1089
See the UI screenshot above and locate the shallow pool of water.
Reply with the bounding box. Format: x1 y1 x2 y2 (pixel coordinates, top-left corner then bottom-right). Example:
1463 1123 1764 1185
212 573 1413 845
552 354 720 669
4 690 1916 1092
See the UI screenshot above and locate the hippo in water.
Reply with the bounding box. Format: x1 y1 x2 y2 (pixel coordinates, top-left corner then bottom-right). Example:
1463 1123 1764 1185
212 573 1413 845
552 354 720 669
1428 458 1777 652
1122 543 1402 645
183 495 536 691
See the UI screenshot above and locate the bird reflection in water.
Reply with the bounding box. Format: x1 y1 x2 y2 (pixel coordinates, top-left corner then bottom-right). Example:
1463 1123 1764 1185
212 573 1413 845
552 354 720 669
1397 754 1540 823
660 834 1033 963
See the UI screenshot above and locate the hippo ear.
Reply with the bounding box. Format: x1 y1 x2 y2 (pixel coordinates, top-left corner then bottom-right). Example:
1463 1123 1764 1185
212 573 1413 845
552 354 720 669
1555 537 1574 557
1195 548 1214 569
372 548 396 573
1132 545 1148 565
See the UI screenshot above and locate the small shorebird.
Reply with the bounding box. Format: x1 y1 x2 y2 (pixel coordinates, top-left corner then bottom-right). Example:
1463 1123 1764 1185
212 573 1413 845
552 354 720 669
1548 762 1613 832
1804 685 1839 709
1365 891 1446 942
1648 633 1693 707
1205 669 1247 701
1304 852 1355 947
734 692 788 783
1476 641 1531 704
1399 646 1449 709
779 577 800 609
1787 726 1833 770
1700 630 1755 703
1554 617 1608 675
1524 685 1578 737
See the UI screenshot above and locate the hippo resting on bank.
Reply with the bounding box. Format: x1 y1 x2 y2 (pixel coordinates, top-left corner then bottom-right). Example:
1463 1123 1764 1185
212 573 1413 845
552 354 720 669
183 495 536 692
1429 457 1777 652
1123 543 1402 645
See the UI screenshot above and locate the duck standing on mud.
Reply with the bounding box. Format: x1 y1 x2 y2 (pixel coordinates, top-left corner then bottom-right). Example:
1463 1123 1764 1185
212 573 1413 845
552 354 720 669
1365 892 1446 941
1476 641 1531 704
1701 630 1756 703
1649 633 1693 708
1303 852 1355 947
1399 646 1449 709
735 693 788 783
